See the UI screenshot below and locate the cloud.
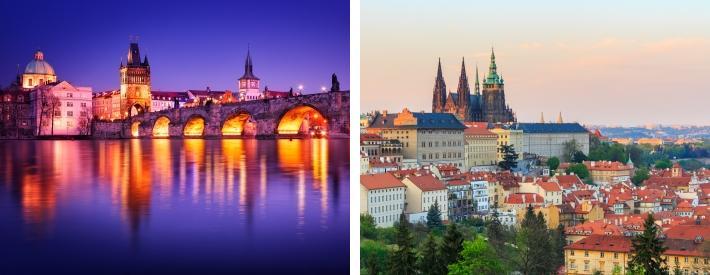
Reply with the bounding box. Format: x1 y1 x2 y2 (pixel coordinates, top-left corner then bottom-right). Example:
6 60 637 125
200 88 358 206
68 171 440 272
642 37 710 53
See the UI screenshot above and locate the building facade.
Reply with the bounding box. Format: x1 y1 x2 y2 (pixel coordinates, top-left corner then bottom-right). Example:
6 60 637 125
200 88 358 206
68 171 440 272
515 122 590 159
367 108 466 168
432 49 516 123
360 173 407 227
151 91 190 112
402 175 449 221
490 125 524 161
464 122 498 170
31 81 92 136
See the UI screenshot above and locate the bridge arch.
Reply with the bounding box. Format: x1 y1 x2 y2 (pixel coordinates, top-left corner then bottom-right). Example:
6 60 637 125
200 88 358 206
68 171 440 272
183 114 206 137
129 103 146 117
276 104 328 138
130 121 141 137
152 116 171 137
222 110 256 138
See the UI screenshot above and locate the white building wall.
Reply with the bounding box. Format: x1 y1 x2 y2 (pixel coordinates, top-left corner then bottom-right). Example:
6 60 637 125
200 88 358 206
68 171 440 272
33 82 92 136
364 187 406 227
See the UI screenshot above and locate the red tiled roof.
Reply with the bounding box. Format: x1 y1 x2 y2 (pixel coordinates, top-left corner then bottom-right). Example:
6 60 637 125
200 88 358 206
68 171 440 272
464 123 496 136
565 220 624 237
664 219 710 240
538 182 562 192
505 193 544 204
360 173 406 190
565 235 632 253
361 133 385 141
447 179 469 186
406 175 447 192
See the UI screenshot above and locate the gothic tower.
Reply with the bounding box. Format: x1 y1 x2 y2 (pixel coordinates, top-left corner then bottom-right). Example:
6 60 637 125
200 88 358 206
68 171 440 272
481 48 515 123
456 57 471 121
120 42 151 117
238 48 261 101
432 58 446 113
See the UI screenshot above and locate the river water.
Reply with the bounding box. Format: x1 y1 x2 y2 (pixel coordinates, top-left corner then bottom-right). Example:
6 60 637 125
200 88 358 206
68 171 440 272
0 139 349 274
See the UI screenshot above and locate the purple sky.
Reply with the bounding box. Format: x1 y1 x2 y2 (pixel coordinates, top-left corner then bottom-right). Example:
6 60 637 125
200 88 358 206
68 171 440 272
0 0 349 93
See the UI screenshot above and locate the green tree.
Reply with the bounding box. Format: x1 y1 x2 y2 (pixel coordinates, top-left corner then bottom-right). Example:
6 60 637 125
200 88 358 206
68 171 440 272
547 156 560 173
497 144 518 170
628 214 667 274
427 200 443 231
361 239 389 275
654 159 672 169
631 167 650 186
361 213 377 239
516 206 553 275
441 223 464 267
486 203 506 258
562 139 581 162
572 151 588 163
418 233 445 275
678 159 704 171
390 213 417 275
447 238 505 275
566 163 590 179
551 223 567 268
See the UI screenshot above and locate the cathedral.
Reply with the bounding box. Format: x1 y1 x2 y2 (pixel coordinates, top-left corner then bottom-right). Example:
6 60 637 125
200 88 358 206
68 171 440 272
432 48 516 123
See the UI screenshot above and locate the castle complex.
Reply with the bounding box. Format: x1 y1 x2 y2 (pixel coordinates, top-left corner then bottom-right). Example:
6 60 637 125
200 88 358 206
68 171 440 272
432 49 516 123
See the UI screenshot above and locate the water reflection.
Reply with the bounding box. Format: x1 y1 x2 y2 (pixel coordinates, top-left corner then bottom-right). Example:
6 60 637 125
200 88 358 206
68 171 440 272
0 139 345 237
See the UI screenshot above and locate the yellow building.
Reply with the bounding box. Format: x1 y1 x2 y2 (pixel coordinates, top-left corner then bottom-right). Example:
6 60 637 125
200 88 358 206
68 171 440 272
585 161 634 185
516 204 559 229
463 122 498 170
565 235 631 274
490 126 524 161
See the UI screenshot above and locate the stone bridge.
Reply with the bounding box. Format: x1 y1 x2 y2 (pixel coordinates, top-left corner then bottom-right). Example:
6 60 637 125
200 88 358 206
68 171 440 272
96 91 349 139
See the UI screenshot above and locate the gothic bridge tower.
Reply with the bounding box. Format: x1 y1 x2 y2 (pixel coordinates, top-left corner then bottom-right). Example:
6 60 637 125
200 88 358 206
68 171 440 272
120 42 151 117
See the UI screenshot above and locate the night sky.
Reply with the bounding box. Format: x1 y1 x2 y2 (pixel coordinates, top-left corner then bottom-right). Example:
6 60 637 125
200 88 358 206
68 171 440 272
0 0 349 93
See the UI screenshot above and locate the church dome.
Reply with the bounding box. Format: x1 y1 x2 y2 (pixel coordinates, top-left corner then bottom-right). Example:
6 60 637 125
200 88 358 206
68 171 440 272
24 51 56 75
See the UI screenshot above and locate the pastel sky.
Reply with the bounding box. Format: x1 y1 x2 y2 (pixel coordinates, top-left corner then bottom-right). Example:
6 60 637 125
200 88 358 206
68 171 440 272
362 0 710 126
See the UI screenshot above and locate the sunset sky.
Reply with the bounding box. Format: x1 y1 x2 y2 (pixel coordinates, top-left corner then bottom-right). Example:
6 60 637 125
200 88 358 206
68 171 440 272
362 1 710 126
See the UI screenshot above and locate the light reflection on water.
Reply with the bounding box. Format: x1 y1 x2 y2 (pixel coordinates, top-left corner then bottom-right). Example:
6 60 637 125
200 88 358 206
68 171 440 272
0 139 349 274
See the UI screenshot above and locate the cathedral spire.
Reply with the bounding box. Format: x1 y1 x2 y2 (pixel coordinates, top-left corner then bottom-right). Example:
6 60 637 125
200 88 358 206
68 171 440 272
556 112 563 123
127 42 142 66
474 64 480 95
457 57 470 108
485 47 500 84
432 58 446 113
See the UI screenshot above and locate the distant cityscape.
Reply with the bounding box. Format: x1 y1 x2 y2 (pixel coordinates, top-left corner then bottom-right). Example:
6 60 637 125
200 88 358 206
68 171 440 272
359 49 709 275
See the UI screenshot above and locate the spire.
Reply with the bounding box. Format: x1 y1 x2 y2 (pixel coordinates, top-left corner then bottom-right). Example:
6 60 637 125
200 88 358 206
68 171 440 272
143 55 149 66
540 112 545 123
240 47 259 80
556 112 563 123
127 42 142 66
485 47 500 84
432 58 447 112
474 64 480 95
34 50 44 61
457 57 471 110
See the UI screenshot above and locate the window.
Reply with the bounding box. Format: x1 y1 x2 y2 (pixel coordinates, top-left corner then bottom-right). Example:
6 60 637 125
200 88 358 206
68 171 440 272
54 110 61 116
600 252 604 257
67 111 73 117
67 93 73 98
28 79 33 86
584 251 589 257
81 102 87 107
67 102 73 107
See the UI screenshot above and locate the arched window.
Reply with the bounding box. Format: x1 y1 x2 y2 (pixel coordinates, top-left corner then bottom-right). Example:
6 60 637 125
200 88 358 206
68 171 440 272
28 79 33 86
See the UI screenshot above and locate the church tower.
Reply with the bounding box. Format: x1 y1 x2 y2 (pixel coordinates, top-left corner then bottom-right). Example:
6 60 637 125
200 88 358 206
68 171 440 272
120 42 151 117
432 58 447 113
456 57 471 121
481 48 515 123
238 49 261 101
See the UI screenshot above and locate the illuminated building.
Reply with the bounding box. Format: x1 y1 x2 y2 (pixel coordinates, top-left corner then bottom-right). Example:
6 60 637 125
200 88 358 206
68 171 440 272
151 91 189 111
30 81 93 136
21 50 57 89
237 49 261 101
92 42 151 120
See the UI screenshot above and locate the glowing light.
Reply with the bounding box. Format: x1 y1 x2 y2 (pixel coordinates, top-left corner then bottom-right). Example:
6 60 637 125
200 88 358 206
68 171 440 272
153 116 170 137
131 121 140 137
276 106 328 136
298 84 304 90
320 86 326 92
222 113 250 137
183 116 205 137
